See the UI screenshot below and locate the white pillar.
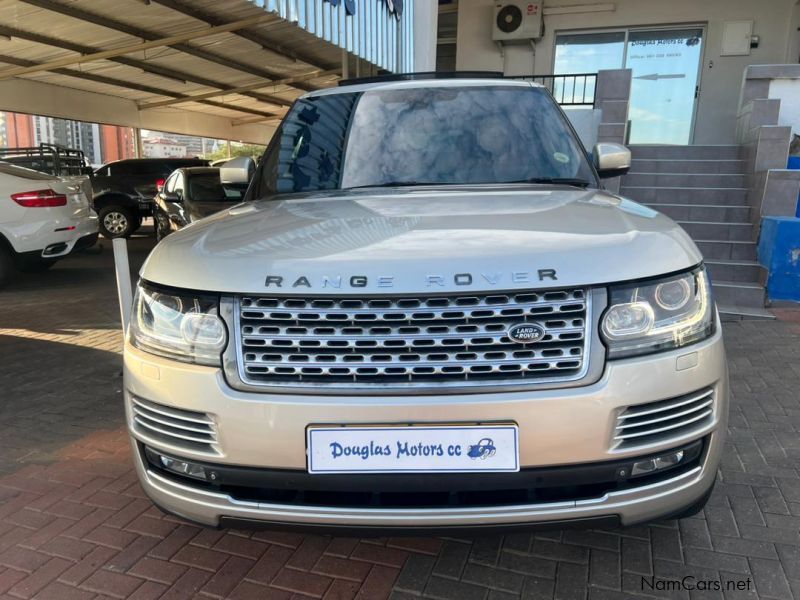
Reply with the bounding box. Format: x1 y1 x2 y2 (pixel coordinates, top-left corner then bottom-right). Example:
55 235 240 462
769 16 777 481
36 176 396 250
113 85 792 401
413 0 438 72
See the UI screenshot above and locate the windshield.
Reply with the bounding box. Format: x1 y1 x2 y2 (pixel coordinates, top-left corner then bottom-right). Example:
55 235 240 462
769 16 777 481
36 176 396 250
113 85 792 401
188 174 245 203
255 85 596 196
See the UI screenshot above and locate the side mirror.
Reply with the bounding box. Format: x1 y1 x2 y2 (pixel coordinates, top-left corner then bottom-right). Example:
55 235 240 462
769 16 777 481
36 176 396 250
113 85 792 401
162 191 181 203
220 156 255 185
592 142 631 178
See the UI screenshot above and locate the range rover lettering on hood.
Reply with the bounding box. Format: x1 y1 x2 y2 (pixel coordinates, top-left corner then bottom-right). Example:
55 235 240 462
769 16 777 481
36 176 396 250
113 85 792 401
264 269 558 289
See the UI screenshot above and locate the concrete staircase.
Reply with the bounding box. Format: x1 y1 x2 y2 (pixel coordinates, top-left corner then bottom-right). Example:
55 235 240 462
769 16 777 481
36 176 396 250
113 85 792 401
620 145 772 319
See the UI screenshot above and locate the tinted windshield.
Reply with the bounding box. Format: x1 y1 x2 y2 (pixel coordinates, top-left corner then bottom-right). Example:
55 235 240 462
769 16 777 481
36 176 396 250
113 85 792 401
256 85 595 195
188 174 245 203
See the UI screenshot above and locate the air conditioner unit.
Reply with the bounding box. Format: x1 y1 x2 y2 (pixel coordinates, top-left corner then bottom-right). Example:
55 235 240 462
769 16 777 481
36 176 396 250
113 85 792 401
493 2 543 42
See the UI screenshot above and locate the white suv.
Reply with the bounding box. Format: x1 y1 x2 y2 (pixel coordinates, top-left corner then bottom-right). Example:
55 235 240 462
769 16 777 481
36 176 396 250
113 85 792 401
0 162 98 287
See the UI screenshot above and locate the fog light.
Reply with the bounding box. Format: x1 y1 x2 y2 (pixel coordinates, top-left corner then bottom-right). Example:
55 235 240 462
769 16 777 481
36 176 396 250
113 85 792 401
631 449 684 477
158 454 207 480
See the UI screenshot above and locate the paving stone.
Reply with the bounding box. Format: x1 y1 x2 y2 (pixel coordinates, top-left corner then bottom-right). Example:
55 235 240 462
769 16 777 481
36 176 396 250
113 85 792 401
431 541 470 580
748 558 792 599
424 575 488 600
393 553 435 594
589 549 621 590
461 562 524 594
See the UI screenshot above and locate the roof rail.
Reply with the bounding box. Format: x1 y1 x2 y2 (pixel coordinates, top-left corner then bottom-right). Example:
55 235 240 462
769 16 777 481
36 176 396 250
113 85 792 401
338 71 505 86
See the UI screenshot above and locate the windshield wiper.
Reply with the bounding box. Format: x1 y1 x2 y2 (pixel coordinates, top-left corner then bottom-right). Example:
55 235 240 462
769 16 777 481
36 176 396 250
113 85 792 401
507 177 593 188
345 181 438 189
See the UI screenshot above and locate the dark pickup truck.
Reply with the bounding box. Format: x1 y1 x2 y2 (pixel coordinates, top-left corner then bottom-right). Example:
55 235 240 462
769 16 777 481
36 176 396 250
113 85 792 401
92 157 209 238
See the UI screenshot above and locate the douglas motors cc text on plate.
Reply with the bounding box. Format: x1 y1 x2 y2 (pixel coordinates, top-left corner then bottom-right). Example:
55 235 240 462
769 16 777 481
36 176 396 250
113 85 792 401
124 73 728 533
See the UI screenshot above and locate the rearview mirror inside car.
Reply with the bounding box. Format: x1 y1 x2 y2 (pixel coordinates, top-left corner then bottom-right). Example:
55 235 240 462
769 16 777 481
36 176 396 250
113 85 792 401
220 157 256 185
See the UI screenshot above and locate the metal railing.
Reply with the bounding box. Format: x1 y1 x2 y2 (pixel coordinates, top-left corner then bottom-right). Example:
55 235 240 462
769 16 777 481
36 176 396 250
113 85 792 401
511 73 598 107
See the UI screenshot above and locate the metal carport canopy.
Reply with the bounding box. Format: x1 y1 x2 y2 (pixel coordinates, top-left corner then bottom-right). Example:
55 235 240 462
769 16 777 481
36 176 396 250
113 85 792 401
0 0 406 144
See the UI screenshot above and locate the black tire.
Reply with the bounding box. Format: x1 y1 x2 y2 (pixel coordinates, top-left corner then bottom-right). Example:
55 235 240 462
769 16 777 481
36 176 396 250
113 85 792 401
16 256 58 273
99 206 135 239
155 214 170 242
0 246 14 288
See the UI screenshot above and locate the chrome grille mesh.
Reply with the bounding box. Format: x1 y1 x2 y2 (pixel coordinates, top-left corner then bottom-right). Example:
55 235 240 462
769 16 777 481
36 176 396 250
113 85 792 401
235 288 589 389
614 389 714 449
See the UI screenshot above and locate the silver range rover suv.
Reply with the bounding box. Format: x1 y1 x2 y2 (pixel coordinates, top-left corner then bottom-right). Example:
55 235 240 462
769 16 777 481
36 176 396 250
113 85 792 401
125 75 728 533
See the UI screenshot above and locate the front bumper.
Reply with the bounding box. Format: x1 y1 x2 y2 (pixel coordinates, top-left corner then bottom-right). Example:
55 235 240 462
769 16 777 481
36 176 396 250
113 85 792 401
124 321 728 529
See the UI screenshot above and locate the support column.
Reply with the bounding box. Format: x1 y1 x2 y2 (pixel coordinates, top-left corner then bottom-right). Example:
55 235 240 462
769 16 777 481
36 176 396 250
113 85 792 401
342 49 350 80
133 127 143 158
595 69 632 194
412 0 437 72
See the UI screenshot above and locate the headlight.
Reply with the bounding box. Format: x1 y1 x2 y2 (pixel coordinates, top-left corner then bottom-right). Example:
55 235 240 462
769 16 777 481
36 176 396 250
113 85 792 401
601 267 714 359
129 282 227 366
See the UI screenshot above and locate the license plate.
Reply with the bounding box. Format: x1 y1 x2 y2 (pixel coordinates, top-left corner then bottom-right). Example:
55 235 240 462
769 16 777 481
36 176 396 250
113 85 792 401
307 425 519 474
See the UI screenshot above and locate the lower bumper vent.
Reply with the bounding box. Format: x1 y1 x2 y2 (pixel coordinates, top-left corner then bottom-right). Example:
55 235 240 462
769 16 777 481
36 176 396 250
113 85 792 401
131 397 218 455
615 389 714 449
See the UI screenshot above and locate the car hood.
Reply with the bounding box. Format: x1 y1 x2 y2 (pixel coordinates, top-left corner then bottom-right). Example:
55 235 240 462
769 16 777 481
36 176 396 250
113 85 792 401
140 186 702 294
186 200 237 221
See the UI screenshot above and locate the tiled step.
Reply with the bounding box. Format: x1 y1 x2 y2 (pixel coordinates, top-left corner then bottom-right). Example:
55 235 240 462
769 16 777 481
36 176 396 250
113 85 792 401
645 203 751 222
695 240 757 261
620 186 748 205
706 259 767 285
677 221 753 242
622 173 747 188
628 145 741 160
718 304 775 320
712 281 766 308
629 158 746 174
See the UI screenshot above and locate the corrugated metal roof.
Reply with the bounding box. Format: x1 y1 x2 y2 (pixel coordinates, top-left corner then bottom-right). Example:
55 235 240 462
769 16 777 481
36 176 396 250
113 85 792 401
0 0 410 128
256 0 414 73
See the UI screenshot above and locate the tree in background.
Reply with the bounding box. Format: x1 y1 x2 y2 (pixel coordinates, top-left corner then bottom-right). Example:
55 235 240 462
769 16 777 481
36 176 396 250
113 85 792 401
204 142 265 162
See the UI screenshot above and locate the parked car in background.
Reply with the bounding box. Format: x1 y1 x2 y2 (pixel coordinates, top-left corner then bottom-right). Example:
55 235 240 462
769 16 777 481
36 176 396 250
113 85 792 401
0 162 97 287
0 143 94 203
153 160 254 240
91 157 208 239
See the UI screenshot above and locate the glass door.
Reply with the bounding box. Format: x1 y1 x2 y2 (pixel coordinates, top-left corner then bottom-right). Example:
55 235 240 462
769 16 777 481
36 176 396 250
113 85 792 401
553 31 625 104
625 28 704 144
554 26 705 145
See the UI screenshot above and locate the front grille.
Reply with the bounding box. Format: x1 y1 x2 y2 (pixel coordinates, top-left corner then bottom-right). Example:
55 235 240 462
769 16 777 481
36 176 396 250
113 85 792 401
234 288 589 390
614 389 714 449
131 397 219 455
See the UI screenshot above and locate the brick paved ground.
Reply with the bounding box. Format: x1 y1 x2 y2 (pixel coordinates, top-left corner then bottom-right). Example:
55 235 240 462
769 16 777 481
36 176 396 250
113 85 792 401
0 231 798 599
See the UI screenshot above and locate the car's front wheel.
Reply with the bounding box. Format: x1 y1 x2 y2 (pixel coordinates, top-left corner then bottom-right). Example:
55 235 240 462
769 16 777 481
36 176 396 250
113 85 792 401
155 214 171 242
99 206 135 239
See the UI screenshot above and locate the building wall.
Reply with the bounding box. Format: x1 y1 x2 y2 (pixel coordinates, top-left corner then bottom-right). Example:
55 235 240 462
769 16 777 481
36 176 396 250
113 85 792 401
0 112 35 147
100 125 135 163
456 0 799 144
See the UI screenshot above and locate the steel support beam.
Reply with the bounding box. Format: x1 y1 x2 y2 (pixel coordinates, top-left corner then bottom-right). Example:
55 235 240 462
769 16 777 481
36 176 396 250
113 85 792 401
0 53 279 119
0 14 273 80
0 24 286 115
137 69 338 110
17 0 320 98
